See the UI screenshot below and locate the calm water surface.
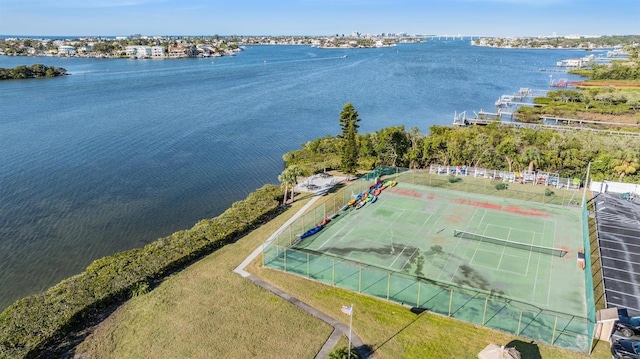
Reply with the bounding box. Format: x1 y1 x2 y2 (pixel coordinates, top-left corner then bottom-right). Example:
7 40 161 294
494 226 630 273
0 39 590 309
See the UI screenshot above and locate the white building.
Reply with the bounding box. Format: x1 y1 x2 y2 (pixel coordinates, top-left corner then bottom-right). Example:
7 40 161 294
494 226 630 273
57 45 75 56
125 45 152 58
151 46 165 58
556 58 584 67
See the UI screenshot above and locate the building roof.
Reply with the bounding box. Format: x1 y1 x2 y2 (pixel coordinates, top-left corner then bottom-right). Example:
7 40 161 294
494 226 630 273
594 193 640 316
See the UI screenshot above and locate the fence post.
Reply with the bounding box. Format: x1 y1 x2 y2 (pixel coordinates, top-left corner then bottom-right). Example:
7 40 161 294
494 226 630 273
552 316 558 344
417 282 421 307
284 248 287 271
448 289 453 316
482 297 488 325
517 309 523 335
387 273 391 300
358 267 362 293
289 228 292 246
307 252 310 278
332 259 335 285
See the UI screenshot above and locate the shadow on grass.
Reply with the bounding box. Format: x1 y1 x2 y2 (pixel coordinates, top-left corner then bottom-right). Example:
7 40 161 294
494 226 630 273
371 307 428 354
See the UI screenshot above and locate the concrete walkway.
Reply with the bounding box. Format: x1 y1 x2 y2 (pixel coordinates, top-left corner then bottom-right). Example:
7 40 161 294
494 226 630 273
234 195 372 359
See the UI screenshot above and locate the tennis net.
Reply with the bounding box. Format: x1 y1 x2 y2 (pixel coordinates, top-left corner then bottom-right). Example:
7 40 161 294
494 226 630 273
453 229 567 257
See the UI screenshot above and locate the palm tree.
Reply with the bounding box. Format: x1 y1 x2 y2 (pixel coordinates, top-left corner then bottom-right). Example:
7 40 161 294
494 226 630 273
287 165 304 202
610 150 640 181
520 146 541 172
278 165 303 205
278 169 294 205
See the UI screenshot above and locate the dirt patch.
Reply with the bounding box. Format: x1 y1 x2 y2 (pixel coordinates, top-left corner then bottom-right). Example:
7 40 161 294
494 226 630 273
455 199 551 218
573 81 640 88
387 187 423 199
445 214 463 224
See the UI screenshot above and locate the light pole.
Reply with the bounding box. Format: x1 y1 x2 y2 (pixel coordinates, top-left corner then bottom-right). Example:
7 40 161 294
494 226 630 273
582 160 601 207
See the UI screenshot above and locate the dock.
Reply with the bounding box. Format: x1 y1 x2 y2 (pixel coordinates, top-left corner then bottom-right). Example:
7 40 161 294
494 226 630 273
453 112 640 137
453 87 640 137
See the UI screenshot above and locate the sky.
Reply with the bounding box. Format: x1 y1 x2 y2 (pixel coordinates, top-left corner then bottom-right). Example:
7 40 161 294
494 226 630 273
0 0 638 37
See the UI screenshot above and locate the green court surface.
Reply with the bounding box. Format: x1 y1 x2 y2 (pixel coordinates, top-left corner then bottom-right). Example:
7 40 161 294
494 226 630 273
295 182 586 316
263 175 594 352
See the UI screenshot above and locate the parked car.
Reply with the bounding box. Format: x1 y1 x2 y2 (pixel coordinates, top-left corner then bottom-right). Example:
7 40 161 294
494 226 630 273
617 309 640 338
611 338 640 359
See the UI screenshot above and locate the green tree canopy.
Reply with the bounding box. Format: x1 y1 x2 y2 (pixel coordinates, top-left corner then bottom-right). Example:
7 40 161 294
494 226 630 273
338 103 361 177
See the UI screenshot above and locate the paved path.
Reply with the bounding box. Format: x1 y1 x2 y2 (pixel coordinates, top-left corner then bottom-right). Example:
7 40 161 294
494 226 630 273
234 195 372 359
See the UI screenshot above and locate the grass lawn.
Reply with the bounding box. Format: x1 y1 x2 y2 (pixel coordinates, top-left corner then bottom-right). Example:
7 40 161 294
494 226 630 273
250 262 611 358
77 185 612 359
76 198 332 359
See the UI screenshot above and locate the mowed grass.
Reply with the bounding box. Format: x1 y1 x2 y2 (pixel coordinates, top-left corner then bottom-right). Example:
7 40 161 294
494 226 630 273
77 185 611 359
76 198 332 359
250 257 611 359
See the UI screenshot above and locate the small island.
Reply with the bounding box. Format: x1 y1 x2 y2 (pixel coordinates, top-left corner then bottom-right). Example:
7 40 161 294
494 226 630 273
0 64 67 80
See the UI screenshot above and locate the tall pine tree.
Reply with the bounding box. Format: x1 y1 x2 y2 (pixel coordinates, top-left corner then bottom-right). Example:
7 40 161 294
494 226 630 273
338 103 361 178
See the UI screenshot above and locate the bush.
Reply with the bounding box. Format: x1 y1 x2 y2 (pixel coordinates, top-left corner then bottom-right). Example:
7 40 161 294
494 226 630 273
545 188 555 196
328 346 361 359
447 175 462 183
495 182 508 190
131 282 150 297
0 184 282 358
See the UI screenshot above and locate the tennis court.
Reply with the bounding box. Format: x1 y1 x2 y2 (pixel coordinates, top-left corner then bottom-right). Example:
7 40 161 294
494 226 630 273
263 171 594 352
294 182 586 316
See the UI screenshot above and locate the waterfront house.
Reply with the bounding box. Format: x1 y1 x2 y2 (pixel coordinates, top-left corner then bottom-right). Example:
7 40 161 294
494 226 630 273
125 45 152 58
556 58 584 67
151 46 165 58
57 45 75 56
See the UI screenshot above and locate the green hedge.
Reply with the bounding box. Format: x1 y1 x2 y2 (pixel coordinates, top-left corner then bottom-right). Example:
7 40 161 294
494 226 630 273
0 184 282 358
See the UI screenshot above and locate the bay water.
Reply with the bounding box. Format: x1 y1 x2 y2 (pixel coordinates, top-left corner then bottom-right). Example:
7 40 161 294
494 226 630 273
0 39 588 310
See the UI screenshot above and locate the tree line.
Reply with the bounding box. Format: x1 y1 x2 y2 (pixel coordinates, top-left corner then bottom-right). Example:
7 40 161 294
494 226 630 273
280 104 640 199
0 64 67 80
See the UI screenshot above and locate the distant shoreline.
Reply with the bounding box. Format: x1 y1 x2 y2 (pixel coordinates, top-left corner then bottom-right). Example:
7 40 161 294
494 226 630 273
0 64 67 80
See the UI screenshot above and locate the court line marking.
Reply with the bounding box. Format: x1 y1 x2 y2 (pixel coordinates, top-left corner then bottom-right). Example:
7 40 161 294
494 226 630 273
523 232 534 277
531 219 545 305
504 227 533 277
484 224 538 245
545 219 556 307
530 251 543 305
318 202 383 252
436 203 472 283
463 208 488 271
392 208 434 271
471 249 529 276
496 228 512 269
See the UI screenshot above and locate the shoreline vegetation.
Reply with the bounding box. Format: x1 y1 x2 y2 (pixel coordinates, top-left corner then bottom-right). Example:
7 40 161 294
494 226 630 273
0 64 67 80
472 34 640 50
0 184 283 358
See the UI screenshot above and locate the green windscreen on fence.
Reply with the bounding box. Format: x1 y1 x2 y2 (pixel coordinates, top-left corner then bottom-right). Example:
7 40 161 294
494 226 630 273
581 201 597 351
263 246 593 353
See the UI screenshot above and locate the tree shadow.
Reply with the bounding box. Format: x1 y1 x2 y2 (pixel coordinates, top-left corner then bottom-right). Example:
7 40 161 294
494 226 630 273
372 307 427 354
505 340 542 359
